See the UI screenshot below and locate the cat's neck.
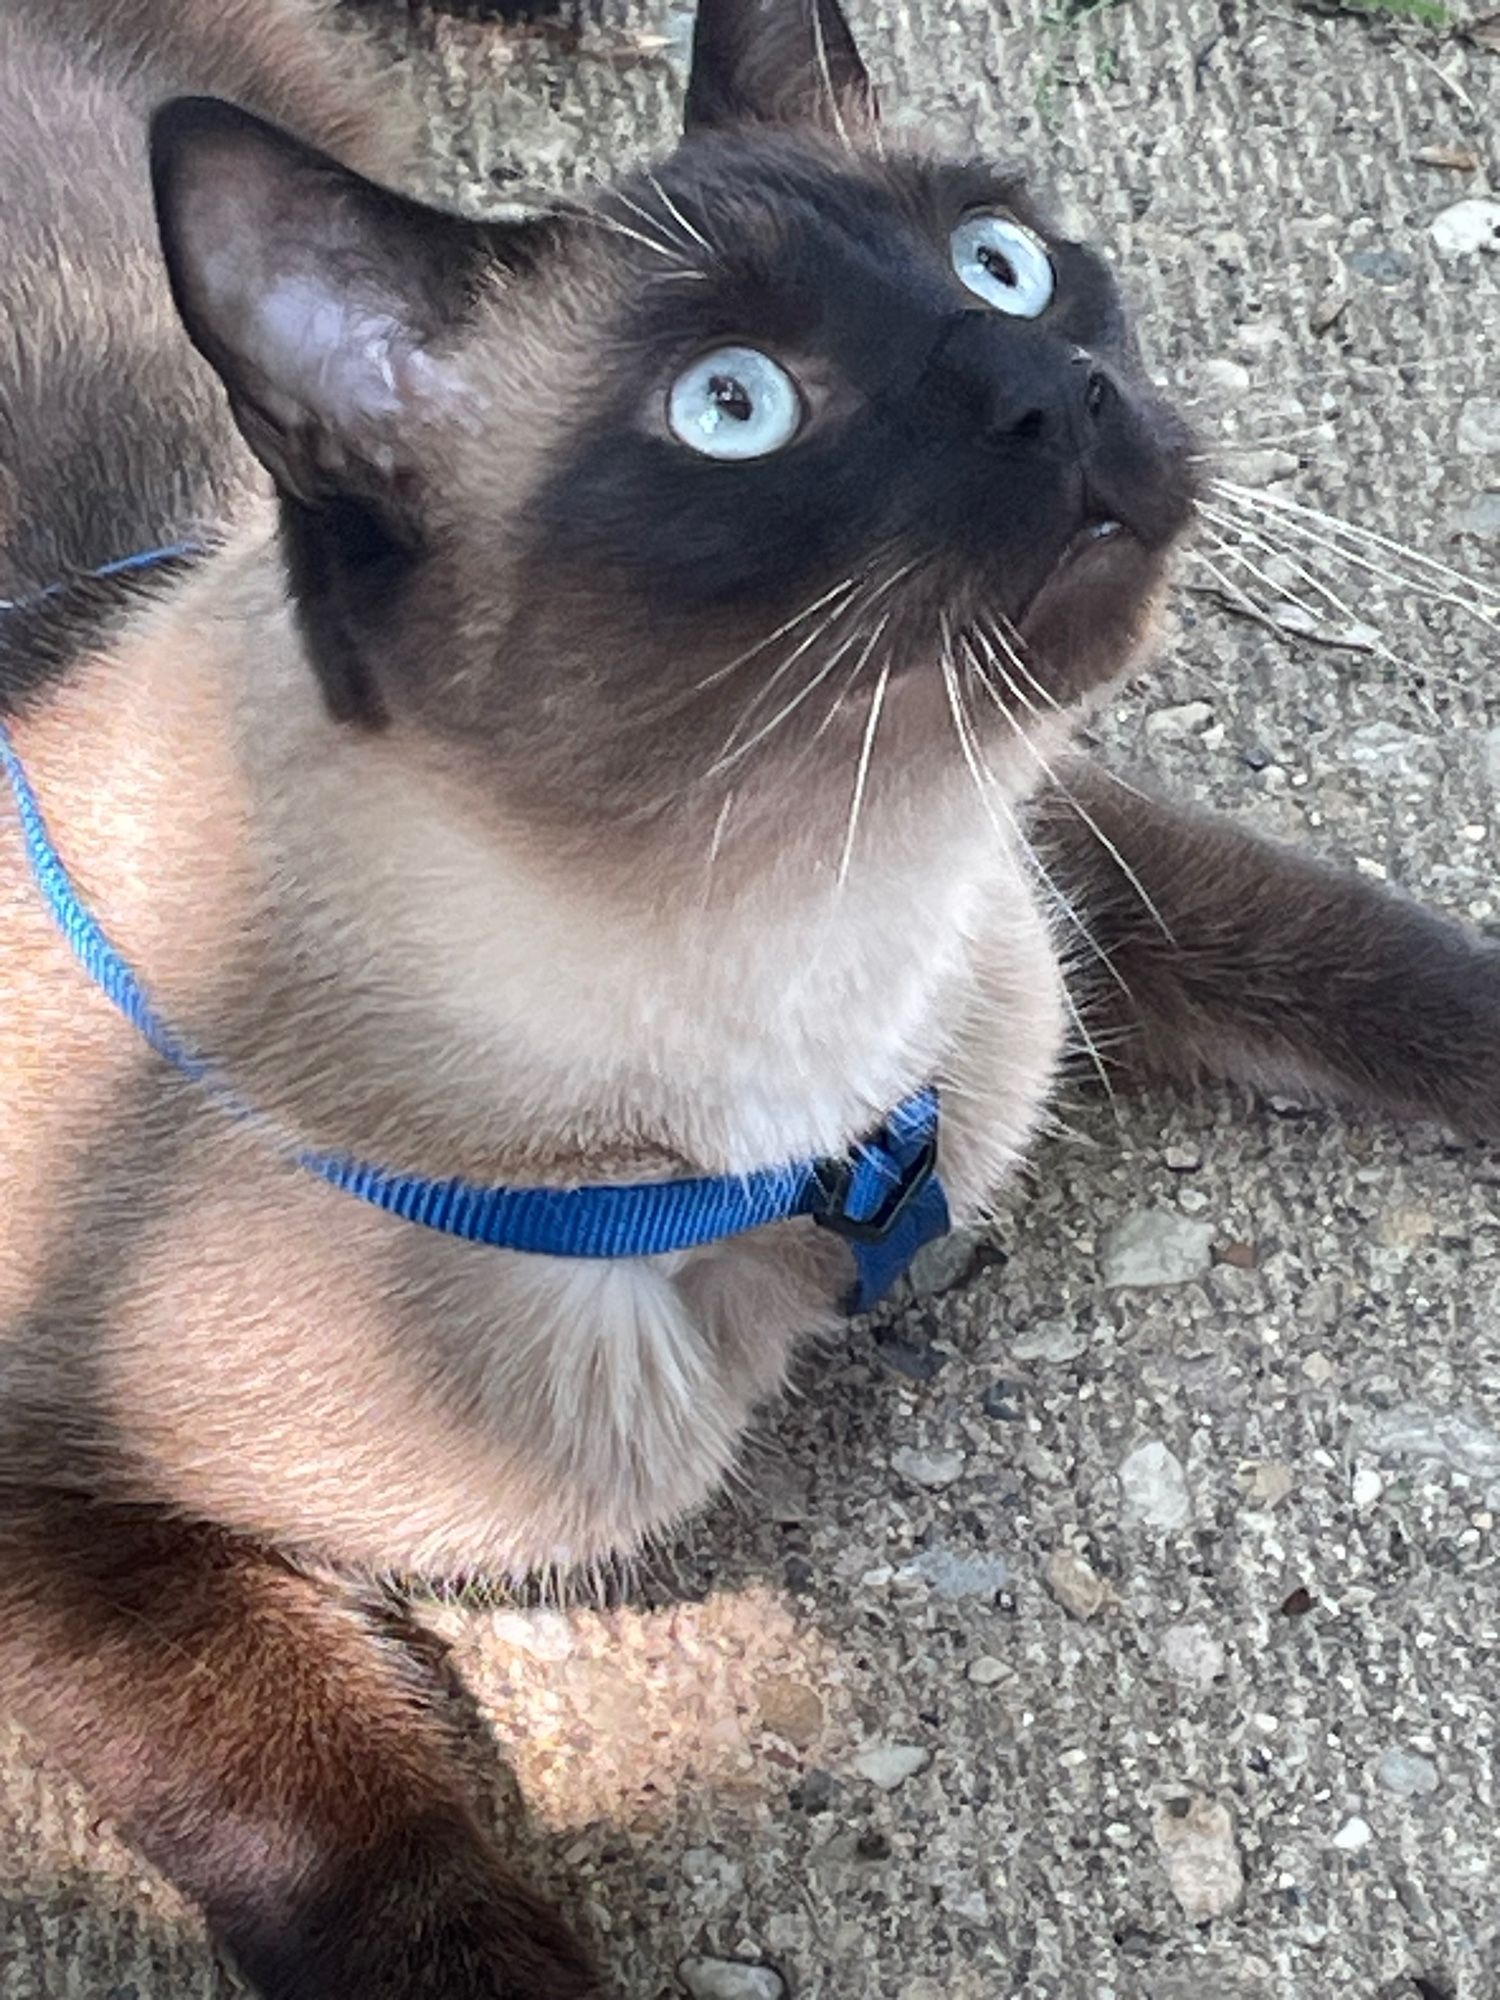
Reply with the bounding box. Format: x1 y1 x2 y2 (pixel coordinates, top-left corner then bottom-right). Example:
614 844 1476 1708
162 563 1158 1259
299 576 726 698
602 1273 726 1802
17 530 1050 1182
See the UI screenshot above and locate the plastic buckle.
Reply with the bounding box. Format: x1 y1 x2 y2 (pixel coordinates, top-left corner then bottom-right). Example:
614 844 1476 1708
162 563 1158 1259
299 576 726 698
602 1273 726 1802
811 1131 941 1245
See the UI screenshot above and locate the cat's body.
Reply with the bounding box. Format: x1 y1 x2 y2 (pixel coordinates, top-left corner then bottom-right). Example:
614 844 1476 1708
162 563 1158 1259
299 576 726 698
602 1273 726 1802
2 2 1496 1996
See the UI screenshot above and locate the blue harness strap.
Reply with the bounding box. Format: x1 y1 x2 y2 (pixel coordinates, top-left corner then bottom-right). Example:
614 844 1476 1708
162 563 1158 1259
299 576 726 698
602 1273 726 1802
0 656 951 1310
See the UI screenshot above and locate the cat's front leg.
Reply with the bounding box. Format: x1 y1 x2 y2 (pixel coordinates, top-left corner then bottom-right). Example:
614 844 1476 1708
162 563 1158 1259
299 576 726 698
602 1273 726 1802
1032 758 1500 1132
0 1491 603 1999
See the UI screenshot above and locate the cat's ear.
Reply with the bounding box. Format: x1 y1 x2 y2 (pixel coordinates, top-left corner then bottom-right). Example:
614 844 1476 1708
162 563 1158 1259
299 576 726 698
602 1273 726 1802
684 0 875 136
149 97 502 528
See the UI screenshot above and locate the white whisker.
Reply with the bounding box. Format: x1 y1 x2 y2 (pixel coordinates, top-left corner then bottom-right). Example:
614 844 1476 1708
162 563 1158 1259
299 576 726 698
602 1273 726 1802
836 652 892 887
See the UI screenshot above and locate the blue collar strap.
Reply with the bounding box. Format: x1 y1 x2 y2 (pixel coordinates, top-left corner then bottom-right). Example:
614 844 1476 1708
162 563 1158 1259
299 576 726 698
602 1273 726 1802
0 716 950 1312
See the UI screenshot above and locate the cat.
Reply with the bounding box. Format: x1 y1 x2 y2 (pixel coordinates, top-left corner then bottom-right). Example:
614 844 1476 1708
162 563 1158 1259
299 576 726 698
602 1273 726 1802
1 2 1496 1997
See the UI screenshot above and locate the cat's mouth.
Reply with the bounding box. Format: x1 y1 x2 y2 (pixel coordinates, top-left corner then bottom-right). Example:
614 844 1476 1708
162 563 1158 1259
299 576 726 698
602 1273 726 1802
1018 516 1130 623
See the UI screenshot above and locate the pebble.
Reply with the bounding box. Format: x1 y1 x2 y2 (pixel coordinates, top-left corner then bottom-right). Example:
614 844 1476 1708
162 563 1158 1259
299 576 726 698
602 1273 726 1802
897 1547 1009 1600
1101 1211 1216 1288
906 1225 986 1299
1376 1747 1440 1798
848 1742 932 1790
1454 492 1500 539
1346 246 1416 285
1228 447 1299 487
679 1959 786 2000
681 1848 747 1899
1332 1815 1373 1853
1044 1548 1113 1620
1010 1318 1090 1363
1414 143 1480 171
1351 1466 1383 1509
1119 1441 1193 1529
1242 1460 1296 1509
1164 1143 1203 1172
1360 1404 1500 1480
1162 1623 1226 1690
1145 698 1215 738
1429 197 1500 256
1152 1795 1245 1919
1199 357 1252 399
1459 400 1500 456
967 1654 1010 1686
756 1676 824 1749
488 1609 574 1661
890 1446 966 1490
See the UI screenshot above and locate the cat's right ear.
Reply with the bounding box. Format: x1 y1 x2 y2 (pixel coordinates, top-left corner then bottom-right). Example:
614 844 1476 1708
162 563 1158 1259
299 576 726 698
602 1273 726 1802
684 0 876 136
149 97 505 532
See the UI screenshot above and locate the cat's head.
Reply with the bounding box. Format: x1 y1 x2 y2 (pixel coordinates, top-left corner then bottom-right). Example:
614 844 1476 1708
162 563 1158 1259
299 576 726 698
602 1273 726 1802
150 0 1195 859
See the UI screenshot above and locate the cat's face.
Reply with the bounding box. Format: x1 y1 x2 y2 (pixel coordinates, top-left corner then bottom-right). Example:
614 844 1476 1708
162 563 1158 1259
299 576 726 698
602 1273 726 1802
151 0 1195 850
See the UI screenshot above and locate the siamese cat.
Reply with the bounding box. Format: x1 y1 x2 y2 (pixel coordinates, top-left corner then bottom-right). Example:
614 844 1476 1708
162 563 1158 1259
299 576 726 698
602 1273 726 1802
2 0 1495 1994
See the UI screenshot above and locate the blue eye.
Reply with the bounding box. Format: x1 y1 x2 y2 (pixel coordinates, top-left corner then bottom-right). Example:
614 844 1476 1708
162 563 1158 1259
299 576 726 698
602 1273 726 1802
951 213 1055 319
667 345 803 460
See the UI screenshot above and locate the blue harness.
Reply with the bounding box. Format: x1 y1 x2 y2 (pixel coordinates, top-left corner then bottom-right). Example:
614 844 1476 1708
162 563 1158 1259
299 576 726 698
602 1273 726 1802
0 544 951 1311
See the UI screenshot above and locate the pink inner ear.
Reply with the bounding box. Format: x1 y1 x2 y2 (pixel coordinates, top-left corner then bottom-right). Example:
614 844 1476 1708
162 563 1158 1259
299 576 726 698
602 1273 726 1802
249 276 411 429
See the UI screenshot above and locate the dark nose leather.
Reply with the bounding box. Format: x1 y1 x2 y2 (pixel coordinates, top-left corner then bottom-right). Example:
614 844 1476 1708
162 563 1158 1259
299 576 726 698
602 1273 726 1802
915 309 1106 452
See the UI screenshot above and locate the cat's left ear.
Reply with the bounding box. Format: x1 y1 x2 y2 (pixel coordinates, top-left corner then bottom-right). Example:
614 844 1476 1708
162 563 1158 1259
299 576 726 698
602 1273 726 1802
150 96 513 530
684 0 875 136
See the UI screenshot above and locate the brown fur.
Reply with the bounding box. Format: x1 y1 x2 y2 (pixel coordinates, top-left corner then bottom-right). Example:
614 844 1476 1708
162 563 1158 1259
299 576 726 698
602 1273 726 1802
2 2 1496 1996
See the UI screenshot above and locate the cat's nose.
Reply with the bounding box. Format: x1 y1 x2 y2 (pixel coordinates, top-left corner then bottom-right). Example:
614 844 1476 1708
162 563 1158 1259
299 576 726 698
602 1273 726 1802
917 310 1104 451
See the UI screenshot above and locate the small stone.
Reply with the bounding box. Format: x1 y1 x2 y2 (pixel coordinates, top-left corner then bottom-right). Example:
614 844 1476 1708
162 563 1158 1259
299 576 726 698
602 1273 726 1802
1346 246 1416 286
681 1848 747 1899
756 1676 824 1748
1010 1318 1089 1363
1414 143 1480 172
1216 1239 1258 1269
980 1379 1024 1421
1101 1211 1216 1288
1145 699 1215 738
1229 447 1300 487
1152 1795 1245 1919
897 1547 1009 1600
855 1829 892 1861
790 1768 839 1813
1301 1350 1336 1386
1360 1405 1500 1480
1165 1144 1203 1172
891 1446 965 1490
906 1224 988 1298
1352 1466 1383 1509
1307 273 1348 334
1162 1623 1225 1689
1199 357 1252 398
1044 1548 1113 1620
874 1334 946 1382
1454 492 1500 539
1120 1441 1193 1530
1241 1460 1296 1509
1429 197 1500 256
679 1958 786 2000
967 1654 1010 1686
848 1742 932 1790
1376 1747 1440 1798
1332 1815 1373 1853
1459 400 1500 456
1281 1586 1315 1617
489 1609 574 1661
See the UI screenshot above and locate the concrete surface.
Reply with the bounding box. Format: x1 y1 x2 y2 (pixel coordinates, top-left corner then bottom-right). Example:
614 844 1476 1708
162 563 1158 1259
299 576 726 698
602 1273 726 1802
2 2 1498 1996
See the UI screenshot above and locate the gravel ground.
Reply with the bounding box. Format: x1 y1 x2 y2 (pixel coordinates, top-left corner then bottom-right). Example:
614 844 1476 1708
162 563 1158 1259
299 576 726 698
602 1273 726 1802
2 3 1498 1997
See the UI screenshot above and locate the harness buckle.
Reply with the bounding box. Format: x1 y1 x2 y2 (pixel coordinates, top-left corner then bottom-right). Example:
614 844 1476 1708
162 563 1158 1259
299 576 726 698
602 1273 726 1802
811 1130 941 1245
